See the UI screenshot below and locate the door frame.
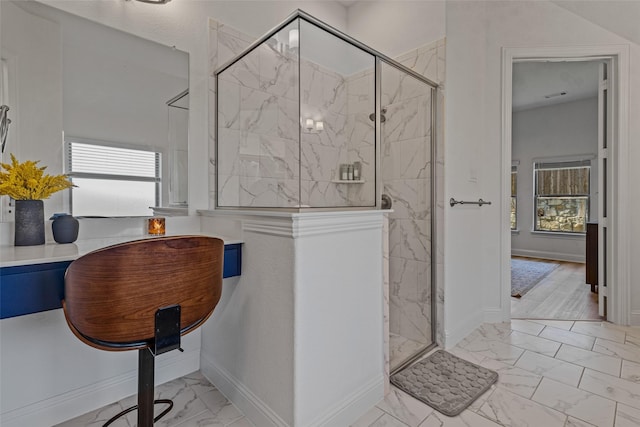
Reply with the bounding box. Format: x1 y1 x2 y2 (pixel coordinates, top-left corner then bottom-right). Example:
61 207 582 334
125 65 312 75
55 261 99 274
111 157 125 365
500 45 631 325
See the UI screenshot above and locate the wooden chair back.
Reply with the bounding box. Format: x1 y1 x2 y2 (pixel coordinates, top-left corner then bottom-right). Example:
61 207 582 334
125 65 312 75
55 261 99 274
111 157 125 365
63 236 223 351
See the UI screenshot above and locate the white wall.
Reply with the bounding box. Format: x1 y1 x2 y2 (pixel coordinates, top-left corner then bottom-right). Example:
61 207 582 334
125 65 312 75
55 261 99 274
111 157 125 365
511 97 598 262
444 1 640 341
0 1 64 218
346 1 446 58
38 0 349 214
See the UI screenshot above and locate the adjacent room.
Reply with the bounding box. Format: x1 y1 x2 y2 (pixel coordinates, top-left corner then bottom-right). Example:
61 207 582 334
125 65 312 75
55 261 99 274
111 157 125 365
510 60 602 321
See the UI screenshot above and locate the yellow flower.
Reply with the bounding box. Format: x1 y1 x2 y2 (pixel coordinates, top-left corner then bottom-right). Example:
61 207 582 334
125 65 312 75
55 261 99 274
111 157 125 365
0 153 74 200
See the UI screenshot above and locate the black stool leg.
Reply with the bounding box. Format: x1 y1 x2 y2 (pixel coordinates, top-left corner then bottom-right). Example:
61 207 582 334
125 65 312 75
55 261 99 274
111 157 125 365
103 348 173 427
138 348 154 426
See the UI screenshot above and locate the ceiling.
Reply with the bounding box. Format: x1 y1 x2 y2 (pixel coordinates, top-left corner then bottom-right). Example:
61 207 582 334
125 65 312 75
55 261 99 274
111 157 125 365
512 61 601 112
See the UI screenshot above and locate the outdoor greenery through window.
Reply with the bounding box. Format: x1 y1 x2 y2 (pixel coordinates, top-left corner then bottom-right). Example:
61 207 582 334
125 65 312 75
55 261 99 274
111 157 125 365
66 139 161 217
534 160 590 233
511 166 517 230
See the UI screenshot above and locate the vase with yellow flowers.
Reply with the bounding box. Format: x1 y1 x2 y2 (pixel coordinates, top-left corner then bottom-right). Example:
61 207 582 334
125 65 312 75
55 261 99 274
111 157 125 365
0 154 74 246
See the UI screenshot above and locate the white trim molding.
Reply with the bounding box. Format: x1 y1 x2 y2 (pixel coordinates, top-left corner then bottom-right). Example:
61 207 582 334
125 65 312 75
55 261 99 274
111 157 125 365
501 45 631 325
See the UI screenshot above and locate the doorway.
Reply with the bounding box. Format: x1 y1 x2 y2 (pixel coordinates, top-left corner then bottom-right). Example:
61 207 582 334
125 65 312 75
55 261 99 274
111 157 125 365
501 46 631 326
510 60 601 321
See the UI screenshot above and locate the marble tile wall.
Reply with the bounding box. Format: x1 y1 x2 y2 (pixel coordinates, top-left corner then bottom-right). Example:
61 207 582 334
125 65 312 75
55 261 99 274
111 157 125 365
209 18 446 363
383 61 433 356
391 39 446 350
212 19 377 209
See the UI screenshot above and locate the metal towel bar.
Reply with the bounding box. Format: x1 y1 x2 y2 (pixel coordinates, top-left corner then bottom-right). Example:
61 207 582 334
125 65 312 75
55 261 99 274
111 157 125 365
449 198 492 207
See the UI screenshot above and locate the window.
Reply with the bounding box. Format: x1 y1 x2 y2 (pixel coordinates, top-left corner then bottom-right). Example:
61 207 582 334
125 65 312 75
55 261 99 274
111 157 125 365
66 139 161 217
511 165 517 230
534 160 590 233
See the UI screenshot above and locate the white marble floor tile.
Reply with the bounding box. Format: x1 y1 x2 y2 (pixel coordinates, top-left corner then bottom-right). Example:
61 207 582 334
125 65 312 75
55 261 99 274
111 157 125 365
467 385 496 413
448 346 487 365
531 377 616 427
621 360 640 383
173 410 246 426
478 387 567 427
352 406 386 427
564 416 597 426
510 319 545 336
227 418 254 427
54 401 130 427
579 368 640 410
197 389 244 425
571 321 626 344
539 326 596 351
529 319 575 331
418 410 501 427
502 330 562 357
370 413 411 427
478 358 542 398
475 322 513 340
614 403 640 427
555 344 622 377
592 338 640 364
376 387 433 427
457 337 525 365
515 350 583 387
626 333 640 348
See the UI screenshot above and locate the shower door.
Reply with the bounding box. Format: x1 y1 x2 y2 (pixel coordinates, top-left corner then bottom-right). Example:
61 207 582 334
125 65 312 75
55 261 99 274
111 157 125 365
380 61 435 372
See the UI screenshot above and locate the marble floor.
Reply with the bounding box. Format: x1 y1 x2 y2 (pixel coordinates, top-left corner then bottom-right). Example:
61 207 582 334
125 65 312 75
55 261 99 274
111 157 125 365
58 320 640 427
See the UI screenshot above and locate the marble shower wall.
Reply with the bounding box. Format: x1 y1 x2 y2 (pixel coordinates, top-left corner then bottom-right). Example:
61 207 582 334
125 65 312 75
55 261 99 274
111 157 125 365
383 39 446 368
209 19 255 208
383 61 433 352
212 19 377 208
216 22 301 208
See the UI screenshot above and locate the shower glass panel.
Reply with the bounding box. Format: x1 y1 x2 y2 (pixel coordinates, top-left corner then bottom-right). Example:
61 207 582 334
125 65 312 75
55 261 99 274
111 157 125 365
299 20 375 208
381 61 435 372
216 16 376 209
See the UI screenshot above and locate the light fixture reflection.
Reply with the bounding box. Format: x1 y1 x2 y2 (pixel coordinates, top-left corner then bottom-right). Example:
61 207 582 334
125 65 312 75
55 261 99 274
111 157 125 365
289 29 299 49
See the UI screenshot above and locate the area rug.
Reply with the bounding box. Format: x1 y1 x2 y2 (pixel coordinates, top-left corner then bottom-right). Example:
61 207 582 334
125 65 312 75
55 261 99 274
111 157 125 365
511 258 560 298
390 350 498 417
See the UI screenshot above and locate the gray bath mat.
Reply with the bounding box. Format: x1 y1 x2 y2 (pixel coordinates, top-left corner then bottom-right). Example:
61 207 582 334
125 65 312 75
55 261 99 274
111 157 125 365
390 350 498 417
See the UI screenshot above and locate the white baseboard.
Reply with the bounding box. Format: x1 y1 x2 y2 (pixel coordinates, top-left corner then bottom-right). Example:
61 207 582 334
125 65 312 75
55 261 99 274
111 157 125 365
304 376 383 427
444 310 484 349
631 310 640 326
483 308 507 324
511 248 585 263
1 350 200 427
200 353 288 427
200 354 383 427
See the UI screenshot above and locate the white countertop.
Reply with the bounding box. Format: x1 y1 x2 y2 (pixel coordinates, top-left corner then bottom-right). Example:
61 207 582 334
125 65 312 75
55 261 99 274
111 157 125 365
0 233 243 268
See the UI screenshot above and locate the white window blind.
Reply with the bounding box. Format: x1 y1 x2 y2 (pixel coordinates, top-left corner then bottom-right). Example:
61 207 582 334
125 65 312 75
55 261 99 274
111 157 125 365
67 141 160 181
65 139 161 216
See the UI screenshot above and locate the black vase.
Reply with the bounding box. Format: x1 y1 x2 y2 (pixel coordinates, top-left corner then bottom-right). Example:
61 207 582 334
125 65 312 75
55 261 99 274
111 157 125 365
15 199 45 246
51 213 79 244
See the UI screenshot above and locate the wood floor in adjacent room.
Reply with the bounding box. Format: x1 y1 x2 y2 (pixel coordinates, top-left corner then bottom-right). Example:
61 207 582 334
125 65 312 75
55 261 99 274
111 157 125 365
511 257 602 320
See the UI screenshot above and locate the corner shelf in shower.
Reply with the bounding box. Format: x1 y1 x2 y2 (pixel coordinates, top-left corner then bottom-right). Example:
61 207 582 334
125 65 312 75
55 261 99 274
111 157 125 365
331 180 365 184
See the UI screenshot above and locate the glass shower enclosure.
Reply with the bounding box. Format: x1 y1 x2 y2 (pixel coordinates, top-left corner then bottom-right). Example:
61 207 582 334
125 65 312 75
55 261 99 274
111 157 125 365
215 15 376 209
214 10 437 373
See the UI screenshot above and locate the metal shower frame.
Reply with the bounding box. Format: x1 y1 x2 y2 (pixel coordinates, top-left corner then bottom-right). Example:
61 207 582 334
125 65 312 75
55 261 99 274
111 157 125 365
214 9 439 367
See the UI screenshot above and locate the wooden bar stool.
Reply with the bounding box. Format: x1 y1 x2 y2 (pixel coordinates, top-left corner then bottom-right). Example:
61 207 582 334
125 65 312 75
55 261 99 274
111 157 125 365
62 236 224 426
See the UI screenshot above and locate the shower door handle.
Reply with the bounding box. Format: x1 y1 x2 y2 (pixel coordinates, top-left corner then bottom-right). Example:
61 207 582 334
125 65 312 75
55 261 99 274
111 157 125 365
381 194 392 210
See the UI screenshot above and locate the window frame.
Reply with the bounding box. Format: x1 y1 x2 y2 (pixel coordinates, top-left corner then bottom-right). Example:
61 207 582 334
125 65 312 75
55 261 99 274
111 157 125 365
532 158 591 234
65 137 162 217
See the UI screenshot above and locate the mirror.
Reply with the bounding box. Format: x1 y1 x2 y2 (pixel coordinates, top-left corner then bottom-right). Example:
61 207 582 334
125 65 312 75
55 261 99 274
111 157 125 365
0 0 189 218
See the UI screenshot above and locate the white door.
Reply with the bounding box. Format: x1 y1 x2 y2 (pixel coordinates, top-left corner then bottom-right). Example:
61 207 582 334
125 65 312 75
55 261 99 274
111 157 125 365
597 61 613 318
